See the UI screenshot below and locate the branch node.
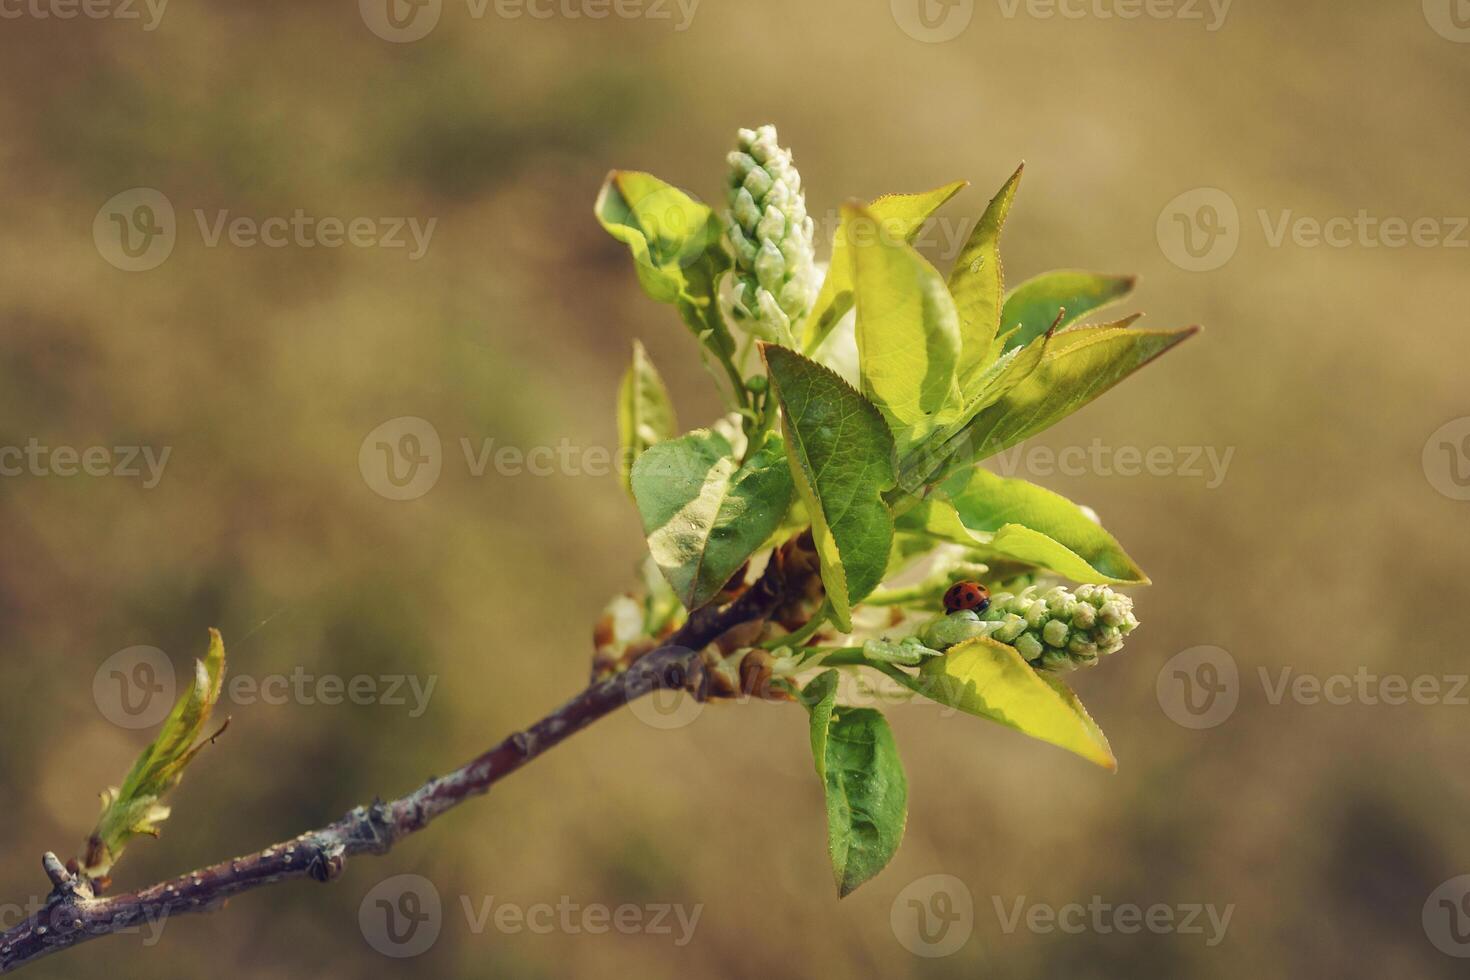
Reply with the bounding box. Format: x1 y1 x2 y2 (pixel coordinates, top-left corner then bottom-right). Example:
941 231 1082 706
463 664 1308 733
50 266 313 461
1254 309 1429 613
41 853 72 891
41 852 92 905
307 839 348 884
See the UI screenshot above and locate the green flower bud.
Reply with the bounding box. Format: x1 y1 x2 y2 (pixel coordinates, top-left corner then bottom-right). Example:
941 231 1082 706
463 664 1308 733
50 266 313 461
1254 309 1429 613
1015 633 1044 661
992 613 1027 643
920 609 989 649
725 125 817 345
1042 619 1070 648
977 584 1140 672
864 636 940 666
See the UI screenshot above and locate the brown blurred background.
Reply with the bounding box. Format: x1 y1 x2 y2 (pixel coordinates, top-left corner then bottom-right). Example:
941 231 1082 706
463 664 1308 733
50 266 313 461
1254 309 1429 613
2 0 1468 976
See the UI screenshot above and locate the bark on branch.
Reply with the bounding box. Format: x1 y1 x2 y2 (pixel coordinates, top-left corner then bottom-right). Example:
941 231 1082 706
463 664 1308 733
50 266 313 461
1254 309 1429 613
0 562 790 974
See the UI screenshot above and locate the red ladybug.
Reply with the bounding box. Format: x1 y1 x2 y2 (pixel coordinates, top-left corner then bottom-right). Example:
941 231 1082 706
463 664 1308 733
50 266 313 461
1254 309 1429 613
943 581 991 614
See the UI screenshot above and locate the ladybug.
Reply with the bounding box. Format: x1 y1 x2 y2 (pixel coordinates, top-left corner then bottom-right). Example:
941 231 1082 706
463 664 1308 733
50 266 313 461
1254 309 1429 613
943 581 991 615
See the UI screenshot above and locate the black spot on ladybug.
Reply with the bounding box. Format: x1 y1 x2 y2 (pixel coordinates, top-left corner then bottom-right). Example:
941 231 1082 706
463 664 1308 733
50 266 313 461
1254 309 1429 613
943 581 991 614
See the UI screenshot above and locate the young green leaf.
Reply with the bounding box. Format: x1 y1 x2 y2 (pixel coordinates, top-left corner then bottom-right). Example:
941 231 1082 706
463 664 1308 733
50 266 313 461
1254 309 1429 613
1000 270 1136 353
762 345 896 631
891 321 1058 497
948 164 1023 387
631 427 793 611
905 635 1116 770
912 467 1149 584
1038 672 1114 763
897 497 1134 586
802 670 909 898
617 340 677 494
847 203 965 455
923 324 1198 484
595 171 743 397
82 629 229 879
803 181 967 353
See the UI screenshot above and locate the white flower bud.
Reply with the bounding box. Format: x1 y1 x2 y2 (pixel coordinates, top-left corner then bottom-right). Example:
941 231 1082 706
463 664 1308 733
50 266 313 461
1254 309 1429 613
724 124 817 343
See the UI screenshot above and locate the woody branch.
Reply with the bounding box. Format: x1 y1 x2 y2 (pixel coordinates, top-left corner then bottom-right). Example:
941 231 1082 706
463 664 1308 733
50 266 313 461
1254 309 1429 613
0 560 791 975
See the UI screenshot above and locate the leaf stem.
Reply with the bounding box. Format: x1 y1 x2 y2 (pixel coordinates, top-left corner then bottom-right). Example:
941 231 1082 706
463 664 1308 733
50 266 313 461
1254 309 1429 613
764 601 830 650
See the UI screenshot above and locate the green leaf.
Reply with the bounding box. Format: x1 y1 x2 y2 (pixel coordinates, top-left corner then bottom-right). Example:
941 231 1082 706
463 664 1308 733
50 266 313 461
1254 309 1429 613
948 164 1023 387
924 323 1199 482
595 171 742 395
908 636 1116 770
911 467 1148 584
1000 270 1136 353
1039 672 1114 763
616 340 677 495
847 203 965 455
762 345 896 631
631 427 794 611
802 670 909 897
83 629 229 878
891 322 1058 497
803 181 967 353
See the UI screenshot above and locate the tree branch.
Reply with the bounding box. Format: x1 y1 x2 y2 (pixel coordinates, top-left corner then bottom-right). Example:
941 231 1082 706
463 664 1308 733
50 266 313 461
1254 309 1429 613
0 562 790 974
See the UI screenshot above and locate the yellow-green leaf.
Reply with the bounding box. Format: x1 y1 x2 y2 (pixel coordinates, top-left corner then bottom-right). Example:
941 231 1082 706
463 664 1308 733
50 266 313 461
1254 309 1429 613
83 629 228 878
803 180 967 353
959 324 1198 462
1000 270 1136 353
617 340 677 495
909 636 1116 770
949 164 1023 388
907 467 1149 584
632 428 793 611
847 203 965 455
595 171 741 395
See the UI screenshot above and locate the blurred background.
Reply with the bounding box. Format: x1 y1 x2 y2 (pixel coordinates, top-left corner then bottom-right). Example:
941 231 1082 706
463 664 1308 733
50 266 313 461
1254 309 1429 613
2 0 1468 976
